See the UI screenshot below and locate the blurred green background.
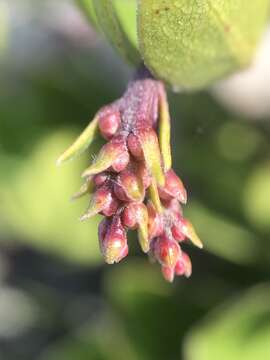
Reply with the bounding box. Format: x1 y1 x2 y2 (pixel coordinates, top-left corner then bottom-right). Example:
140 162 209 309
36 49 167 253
0 1 270 359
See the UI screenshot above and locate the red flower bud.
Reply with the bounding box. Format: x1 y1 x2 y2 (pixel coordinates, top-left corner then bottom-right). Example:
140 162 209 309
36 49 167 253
82 136 128 177
159 169 187 204
113 182 129 202
164 198 183 216
127 133 143 159
122 205 137 228
115 167 145 202
93 172 109 187
175 252 192 278
174 216 203 249
101 196 120 217
98 216 128 264
80 185 119 220
138 162 151 189
174 260 185 276
161 265 175 283
147 201 164 239
98 217 109 243
98 109 121 140
171 224 186 242
153 236 181 268
122 203 149 252
111 149 130 172
171 212 186 242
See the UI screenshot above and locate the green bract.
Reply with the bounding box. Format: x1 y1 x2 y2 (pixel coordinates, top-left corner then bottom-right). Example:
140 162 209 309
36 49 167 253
77 0 270 90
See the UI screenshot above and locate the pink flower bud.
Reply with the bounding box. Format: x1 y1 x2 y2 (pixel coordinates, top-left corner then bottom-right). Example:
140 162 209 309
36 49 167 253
174 216 203 249
147 202 164 239
113 183 129 202
93 172 109 187
174 259 185 276
161 265 175 283
122 205 137 228
175 252 192 278
98 217 110 243
98 109 121 140
111 148 130 172
153 236 181 268
98 216 128 264
171 212 186 242
138 162 151 189
127 133 143 159
122 203 149 252
115 168 144 202
171 223 186 242
82 136 128 177
164 198 183 216
80 185 114 220
159 169 187 204
101 195 120 217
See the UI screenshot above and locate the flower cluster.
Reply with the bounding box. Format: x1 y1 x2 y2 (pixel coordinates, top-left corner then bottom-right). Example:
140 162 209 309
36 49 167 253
57 69 202 282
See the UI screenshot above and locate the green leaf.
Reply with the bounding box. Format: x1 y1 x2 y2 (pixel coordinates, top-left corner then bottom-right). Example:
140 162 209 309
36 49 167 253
113 0 138 49
93 0 140 64
138 0 270 89
184 284 270 360
75 0 99 29
77 1 270 89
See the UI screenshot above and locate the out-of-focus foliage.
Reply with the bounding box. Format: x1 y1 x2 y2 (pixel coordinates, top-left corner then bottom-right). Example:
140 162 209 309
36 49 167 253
0 1 8 55
186 201 259 265
0 1 270 360
243 162 270 231
184 284 270 360
171 92 270 267
1 131 101 264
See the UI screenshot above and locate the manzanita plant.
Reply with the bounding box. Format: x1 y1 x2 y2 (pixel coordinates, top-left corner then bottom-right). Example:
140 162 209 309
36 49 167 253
57 0 270 281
